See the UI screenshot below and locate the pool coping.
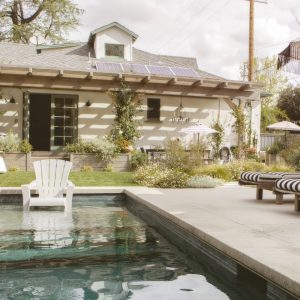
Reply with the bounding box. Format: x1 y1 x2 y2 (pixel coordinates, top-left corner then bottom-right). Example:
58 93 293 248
0 185 299 298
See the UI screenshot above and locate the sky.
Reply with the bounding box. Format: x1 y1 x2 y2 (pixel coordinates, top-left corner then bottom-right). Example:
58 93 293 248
70 0 300 82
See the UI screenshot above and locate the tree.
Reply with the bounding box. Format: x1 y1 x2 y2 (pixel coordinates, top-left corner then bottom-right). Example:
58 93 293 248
240 56 288 132
277 86 300 122
0 0 83 44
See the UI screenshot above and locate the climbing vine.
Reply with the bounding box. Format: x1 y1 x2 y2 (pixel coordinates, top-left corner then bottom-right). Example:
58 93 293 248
108 84 142 152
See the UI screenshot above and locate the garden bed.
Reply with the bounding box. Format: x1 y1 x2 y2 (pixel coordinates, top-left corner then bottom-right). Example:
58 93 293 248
69 153 131 172
0 152 30 171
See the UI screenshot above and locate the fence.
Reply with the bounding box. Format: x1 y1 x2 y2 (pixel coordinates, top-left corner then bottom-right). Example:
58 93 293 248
260 134 284 151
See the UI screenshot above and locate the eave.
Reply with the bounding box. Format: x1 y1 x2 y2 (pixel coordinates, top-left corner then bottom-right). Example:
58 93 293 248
0 65 263 99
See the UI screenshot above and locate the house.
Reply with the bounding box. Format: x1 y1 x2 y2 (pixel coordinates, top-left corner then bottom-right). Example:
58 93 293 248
0 22 262 154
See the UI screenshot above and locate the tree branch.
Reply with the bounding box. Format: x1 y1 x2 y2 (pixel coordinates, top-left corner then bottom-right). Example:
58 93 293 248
21 0 46 24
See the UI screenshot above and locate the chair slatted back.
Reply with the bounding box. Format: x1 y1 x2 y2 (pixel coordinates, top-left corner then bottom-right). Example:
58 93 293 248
34 159 72 198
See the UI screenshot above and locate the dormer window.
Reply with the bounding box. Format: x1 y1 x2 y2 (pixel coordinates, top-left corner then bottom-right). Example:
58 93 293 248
105 43 124 58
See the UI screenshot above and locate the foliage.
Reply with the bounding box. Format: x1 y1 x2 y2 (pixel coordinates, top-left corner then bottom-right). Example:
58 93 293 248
241 56 288 132
64 137 118 161
209 121 225 158
108 84 142 151
0 0 83 43
103 163 113 172
80 165 93 172
187 176 224 188
133 164 189 188
279 136 300 170
130 150 148 171
19 139 32 153
266 140 286 155
277 85 300 122
163 139 205 174
0 133 32 153
231 105 248 158
193 160 294 182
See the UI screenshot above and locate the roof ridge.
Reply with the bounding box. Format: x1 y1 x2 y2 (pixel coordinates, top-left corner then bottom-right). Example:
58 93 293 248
133 48 198 61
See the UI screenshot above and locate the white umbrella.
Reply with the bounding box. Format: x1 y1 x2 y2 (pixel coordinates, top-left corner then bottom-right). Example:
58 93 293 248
267 121 300 131
267 121 300 141
181 122 218 142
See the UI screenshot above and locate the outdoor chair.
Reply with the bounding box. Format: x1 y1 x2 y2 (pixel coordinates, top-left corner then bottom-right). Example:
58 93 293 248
21 159 74 211
274 178 300 211
239 171 300 203
0 157 7 173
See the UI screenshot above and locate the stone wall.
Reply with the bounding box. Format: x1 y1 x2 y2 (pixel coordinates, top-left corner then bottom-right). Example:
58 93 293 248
1 153 30 171
70 153 130 172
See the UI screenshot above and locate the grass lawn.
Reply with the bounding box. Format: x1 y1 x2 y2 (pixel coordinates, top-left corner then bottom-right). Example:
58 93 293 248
0 171 137 187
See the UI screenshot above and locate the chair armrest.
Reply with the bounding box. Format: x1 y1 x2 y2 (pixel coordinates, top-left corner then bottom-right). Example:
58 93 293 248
67 180 75 187
65 182 74 212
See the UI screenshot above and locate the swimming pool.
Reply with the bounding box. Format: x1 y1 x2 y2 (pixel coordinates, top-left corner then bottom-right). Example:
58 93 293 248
0 195 293 299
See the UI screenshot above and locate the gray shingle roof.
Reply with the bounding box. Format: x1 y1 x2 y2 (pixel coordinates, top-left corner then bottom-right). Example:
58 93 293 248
0 42 222 79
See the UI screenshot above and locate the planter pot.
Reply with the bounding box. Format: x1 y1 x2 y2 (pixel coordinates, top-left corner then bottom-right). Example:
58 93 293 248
1 152 31 171
266 153 285 165
70 153 130 172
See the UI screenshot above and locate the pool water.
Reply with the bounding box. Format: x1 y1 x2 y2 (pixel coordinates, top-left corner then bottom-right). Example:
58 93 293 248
0 195 264 299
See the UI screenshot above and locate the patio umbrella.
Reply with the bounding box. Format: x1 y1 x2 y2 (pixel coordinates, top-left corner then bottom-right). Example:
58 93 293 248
267 121 300 141
181 122 218 142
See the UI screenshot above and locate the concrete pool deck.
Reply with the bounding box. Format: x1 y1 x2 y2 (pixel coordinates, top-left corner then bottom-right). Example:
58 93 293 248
1 183 300 298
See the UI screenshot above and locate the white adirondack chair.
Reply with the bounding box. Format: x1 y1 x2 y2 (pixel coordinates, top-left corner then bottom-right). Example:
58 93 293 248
22 159 74 211
0 156 7 173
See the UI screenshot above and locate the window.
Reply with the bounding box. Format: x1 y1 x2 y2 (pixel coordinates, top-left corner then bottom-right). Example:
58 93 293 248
147 98 160 121
105 44 124 58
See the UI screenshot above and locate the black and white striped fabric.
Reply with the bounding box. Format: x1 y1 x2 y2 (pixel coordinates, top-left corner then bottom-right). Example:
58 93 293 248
240 172 262 183
240 172 299 184
276 178 300 193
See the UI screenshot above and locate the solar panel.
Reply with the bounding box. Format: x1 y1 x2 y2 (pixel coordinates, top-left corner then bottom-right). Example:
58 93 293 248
95 61 200 78
171 67 200 78
147 65 174 77
95 62 123 73
122 63 149 75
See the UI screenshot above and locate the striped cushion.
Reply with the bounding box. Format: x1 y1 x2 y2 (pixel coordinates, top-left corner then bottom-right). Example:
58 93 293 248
259 172 292 181
276 178 300 193
240 172 262 183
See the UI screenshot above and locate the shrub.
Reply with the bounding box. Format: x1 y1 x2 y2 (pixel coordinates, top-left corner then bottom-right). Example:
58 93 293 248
65 137 118 161
80 165 93 172
187 176 224 188
103 163 113 172
0 133 20 152
130 150 148 170
0 133 32 153
8 166 19 172
193 160 295 182
133 164 189 188
267 140 285 155
20 139 32 153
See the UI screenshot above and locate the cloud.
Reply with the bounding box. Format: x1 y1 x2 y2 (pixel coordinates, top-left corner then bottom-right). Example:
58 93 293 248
71 0 300 80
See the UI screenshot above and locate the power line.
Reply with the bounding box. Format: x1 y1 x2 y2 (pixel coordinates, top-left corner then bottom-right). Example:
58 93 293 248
171 0 232 52
156 0 216 53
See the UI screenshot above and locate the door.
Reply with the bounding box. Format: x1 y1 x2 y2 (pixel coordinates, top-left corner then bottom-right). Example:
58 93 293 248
29 94 51 151
51 95 78 150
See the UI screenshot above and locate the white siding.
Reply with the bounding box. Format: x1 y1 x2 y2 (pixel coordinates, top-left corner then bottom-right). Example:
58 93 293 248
94 27 133 60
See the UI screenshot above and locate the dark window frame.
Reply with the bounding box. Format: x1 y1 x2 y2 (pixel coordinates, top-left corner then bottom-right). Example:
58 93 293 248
147 98 161 121
105 43 125 58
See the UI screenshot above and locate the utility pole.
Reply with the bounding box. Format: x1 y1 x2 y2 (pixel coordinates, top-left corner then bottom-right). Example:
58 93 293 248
246 0 268 82
248 0 255 82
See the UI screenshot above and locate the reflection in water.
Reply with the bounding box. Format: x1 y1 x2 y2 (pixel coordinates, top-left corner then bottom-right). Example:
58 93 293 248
0 196 240 299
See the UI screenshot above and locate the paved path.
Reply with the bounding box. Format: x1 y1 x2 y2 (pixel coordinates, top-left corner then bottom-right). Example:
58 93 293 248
125 184 300 298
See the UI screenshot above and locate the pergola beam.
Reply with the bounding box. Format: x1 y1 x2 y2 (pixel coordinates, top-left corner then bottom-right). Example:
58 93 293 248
216 81 228 89
239 83 252 91
168 78 177 85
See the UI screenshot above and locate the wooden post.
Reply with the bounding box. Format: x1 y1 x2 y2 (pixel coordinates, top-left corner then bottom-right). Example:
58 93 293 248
248 0 255 82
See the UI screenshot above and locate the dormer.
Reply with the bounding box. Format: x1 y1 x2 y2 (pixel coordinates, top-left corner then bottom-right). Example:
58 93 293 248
88 22 138 61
